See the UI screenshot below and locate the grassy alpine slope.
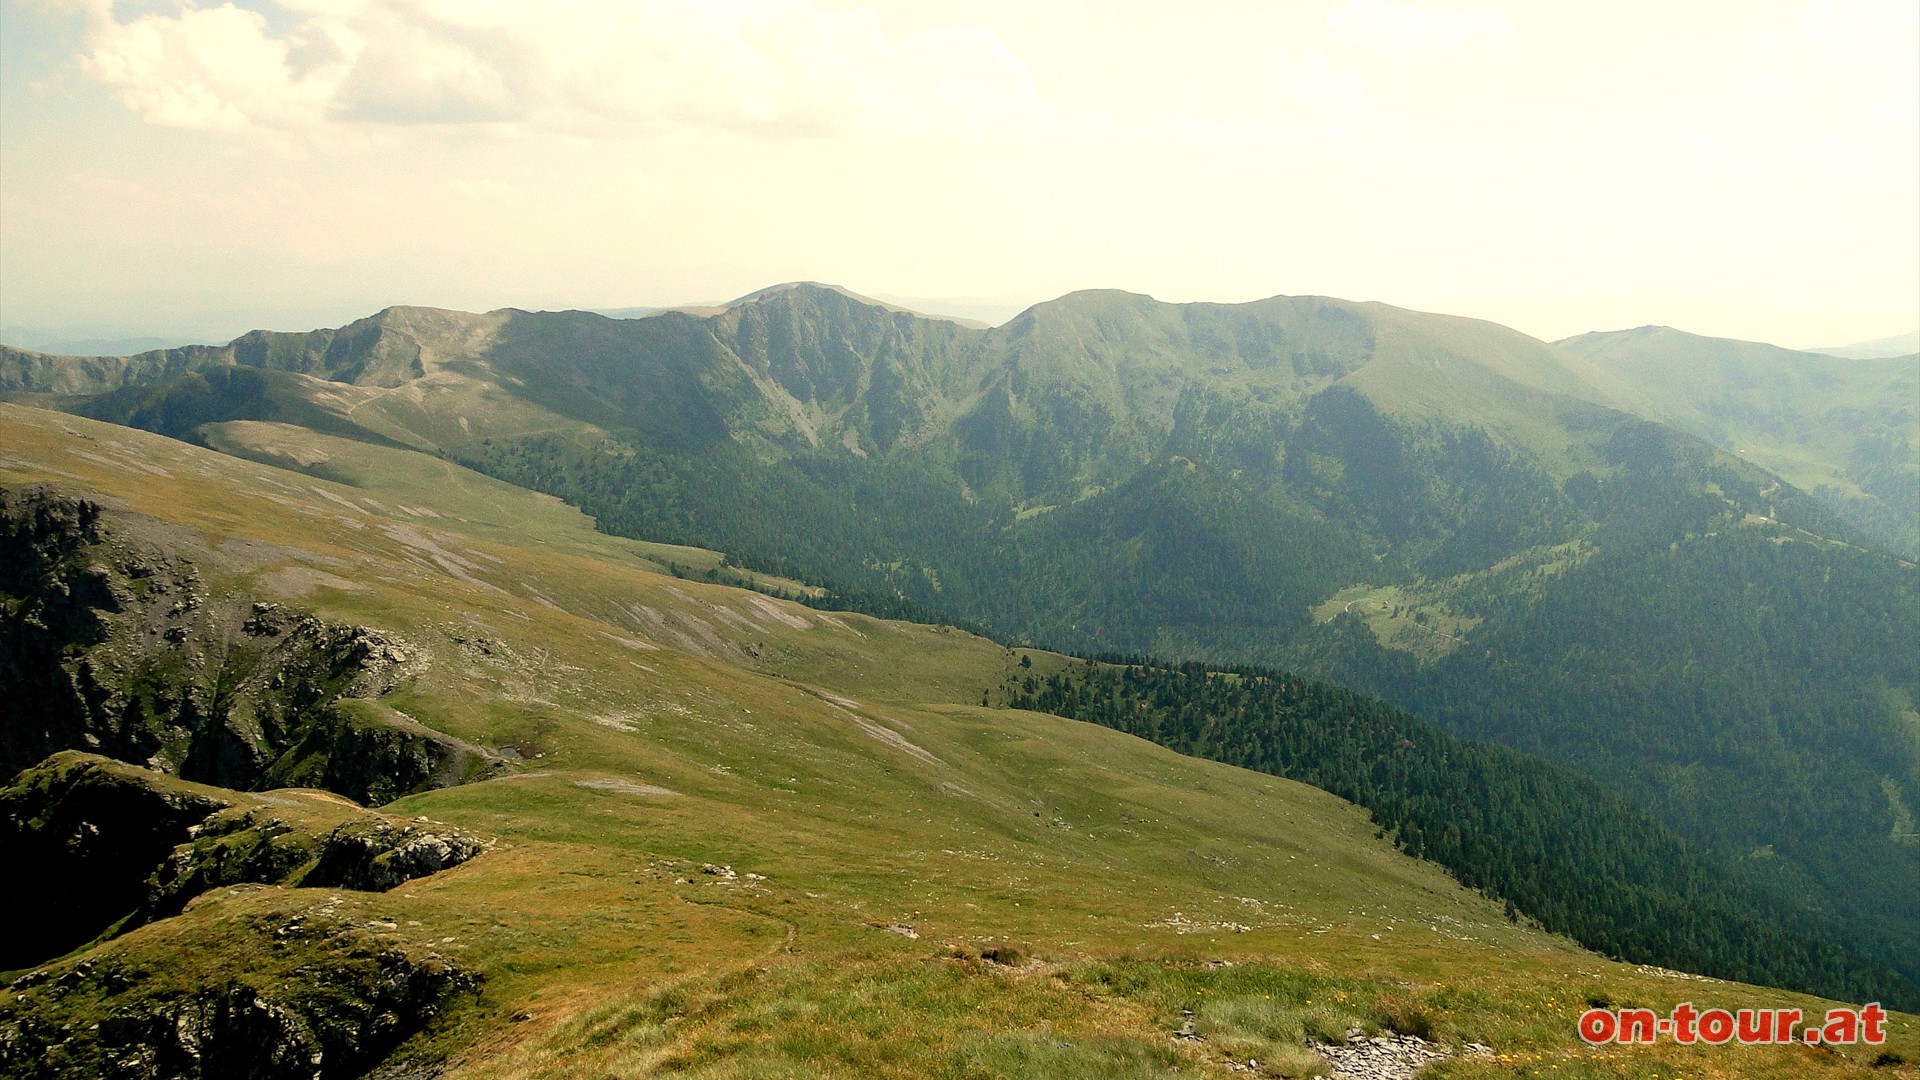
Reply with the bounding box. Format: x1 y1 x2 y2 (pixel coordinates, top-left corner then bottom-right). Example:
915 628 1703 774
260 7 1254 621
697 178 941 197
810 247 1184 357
4 403 1917 1078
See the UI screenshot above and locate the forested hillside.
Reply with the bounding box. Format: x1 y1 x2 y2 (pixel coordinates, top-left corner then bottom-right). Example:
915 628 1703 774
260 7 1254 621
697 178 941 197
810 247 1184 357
1316 520 1920 967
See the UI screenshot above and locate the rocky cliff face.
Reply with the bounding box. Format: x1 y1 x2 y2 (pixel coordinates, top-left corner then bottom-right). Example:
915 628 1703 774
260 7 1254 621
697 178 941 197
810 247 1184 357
0 753 230 969
0 485 502 802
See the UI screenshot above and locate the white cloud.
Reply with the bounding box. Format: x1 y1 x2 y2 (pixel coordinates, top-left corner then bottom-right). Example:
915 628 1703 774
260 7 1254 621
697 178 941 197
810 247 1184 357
71 0 1041 140
78 3 349 130
1325 0 1513 57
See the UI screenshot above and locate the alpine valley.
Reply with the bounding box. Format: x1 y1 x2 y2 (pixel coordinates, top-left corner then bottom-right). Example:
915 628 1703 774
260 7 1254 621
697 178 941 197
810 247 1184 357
1 284 1916 1079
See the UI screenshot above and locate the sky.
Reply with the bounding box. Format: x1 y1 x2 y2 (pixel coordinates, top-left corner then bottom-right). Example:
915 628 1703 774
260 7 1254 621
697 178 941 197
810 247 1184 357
1 0 1916 350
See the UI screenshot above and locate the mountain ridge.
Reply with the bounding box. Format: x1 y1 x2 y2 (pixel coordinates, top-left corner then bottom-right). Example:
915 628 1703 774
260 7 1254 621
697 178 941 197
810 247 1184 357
1812 330 1920 359
1555 324 1918 554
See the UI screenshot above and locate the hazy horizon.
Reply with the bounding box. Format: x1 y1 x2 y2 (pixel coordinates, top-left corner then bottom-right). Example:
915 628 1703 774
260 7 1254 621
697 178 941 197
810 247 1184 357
2 283 1917 360
3 1 1916 351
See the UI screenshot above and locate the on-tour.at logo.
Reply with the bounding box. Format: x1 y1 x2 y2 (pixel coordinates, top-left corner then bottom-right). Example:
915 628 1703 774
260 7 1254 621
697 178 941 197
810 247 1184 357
1579 1002 1887 1046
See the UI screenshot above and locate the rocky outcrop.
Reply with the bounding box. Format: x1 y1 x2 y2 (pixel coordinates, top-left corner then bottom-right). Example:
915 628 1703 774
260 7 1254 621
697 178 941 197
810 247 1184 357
306 819 491 892
1 487 123 774
0 753 490 971
0 907 478 1080
176 604 425 792
0 486 502 803
141 805 333 922
261 703 501 808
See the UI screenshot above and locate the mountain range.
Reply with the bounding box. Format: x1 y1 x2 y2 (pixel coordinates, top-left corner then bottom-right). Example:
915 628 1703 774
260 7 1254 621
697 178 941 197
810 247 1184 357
2 284 1917 1075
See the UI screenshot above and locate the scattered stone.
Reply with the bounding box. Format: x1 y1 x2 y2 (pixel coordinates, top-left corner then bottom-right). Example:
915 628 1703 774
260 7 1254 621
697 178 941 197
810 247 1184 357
1313 1028 1452 1080
1147 912 1252 934
1633 964 1719 983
